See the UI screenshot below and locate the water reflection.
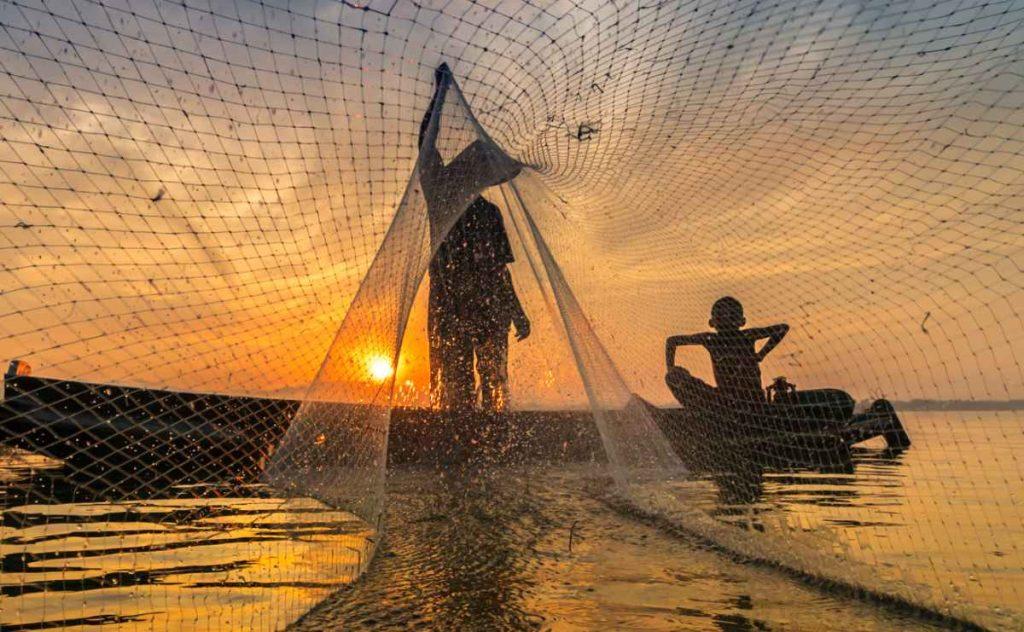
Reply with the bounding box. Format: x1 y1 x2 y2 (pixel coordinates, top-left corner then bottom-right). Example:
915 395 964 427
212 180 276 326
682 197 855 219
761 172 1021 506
295 463 948 631
422 470 544 628
0 447 373 631
4 412 1020 630
697 443 908 532
677 412 1024 630
294 453 546 629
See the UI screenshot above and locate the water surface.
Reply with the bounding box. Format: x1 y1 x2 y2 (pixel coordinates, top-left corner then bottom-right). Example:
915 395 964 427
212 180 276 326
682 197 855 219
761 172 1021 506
294 465 951 631
3 411 1021 630
1 450 372 631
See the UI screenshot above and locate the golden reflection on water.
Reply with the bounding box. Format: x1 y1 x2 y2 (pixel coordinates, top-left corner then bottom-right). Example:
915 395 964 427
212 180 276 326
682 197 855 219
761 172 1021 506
3 411 1022 630
643 411 1024 630
295 465 951 631
1 452 375 631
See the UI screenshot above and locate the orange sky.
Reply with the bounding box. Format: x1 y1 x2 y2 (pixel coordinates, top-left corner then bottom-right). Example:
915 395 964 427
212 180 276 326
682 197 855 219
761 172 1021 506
0 0 1021 403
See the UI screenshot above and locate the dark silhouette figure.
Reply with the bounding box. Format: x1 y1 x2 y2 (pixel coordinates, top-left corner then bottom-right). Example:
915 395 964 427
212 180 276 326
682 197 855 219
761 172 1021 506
662 296 910 454
664 296 788 414
419 64 530 412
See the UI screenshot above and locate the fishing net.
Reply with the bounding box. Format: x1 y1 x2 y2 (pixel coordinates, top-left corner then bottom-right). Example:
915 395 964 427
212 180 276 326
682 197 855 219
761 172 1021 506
1 0 1022 629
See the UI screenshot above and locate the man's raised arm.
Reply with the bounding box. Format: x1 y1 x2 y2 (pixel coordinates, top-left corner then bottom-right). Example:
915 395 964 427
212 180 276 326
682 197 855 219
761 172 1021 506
418 64 451 181
665 333 711 368
748 324 789 361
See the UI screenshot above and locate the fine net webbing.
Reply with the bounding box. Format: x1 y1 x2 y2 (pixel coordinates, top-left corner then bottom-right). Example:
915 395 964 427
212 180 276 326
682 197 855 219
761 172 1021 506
1 0 1022 629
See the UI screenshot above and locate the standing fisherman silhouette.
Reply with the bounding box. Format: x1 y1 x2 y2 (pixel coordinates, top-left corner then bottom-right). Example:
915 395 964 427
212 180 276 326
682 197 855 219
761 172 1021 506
418 64 530 412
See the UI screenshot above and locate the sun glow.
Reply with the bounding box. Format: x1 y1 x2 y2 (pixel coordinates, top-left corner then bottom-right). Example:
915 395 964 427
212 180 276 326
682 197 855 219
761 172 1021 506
367 355 394 382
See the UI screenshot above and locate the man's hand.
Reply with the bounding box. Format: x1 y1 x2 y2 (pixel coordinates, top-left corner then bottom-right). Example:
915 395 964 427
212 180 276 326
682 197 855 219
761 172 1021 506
514 317 531 341
435 62 451 86
433 63 452 103
421 63 452 146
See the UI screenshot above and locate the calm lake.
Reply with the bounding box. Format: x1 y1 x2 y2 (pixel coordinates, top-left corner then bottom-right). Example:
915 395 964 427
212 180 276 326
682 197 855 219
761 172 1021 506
2 411 1021 630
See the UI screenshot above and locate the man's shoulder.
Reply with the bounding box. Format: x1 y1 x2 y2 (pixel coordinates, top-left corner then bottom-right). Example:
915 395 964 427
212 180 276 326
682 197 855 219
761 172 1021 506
707 330 744 346
468 196 500 215
688 331 719 347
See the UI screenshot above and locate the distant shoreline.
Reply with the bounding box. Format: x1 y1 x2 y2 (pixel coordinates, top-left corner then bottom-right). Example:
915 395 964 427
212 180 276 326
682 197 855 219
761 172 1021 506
892 400 1024 412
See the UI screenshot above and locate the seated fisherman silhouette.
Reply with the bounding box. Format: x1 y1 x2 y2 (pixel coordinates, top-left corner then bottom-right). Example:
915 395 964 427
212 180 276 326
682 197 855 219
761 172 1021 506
418 63 530 412
661 296 911 456
664 296 788 414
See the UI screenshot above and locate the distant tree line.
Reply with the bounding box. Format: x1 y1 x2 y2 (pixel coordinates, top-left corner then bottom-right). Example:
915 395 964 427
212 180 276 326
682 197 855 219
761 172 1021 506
892 399 1024 411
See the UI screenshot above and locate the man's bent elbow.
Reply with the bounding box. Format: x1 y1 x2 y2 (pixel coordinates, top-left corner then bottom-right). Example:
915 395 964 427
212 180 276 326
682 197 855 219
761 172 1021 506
665 365 689 386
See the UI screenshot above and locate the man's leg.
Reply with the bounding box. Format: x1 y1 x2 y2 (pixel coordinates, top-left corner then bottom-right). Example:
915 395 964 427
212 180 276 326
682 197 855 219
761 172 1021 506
428 289 445 408
665 366 717 410
441 325 476 411
476 327 510 413
665 367 749 441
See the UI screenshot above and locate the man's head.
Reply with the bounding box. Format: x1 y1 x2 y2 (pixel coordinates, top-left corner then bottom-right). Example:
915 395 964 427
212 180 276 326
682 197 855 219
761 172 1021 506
709 296 745 331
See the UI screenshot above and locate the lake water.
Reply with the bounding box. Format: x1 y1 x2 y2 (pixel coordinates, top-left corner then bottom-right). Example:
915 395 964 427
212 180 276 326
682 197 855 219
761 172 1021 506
1 451 374 631
634 410 1024 630
2 411 1021 630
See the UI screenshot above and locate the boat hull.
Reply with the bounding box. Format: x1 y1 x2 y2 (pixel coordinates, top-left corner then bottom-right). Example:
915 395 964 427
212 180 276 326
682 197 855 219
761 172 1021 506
1 376 298 497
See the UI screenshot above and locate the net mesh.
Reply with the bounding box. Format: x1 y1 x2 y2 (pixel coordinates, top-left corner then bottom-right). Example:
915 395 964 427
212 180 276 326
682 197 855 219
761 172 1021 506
1 0 1022 629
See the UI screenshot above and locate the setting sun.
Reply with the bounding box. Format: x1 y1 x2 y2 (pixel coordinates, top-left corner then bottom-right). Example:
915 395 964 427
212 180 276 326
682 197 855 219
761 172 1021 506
367 355 394 382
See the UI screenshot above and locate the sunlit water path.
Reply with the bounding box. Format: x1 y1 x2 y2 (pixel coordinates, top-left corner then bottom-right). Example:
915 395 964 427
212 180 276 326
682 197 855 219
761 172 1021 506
2 411 1021 630
294 466 950 631
1 452 373 631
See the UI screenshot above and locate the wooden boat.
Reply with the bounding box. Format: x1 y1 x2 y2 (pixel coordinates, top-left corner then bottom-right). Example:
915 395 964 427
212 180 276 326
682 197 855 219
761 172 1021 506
0 369 604 498
1 364 909 499
0 373 299 497
652 377 910 471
